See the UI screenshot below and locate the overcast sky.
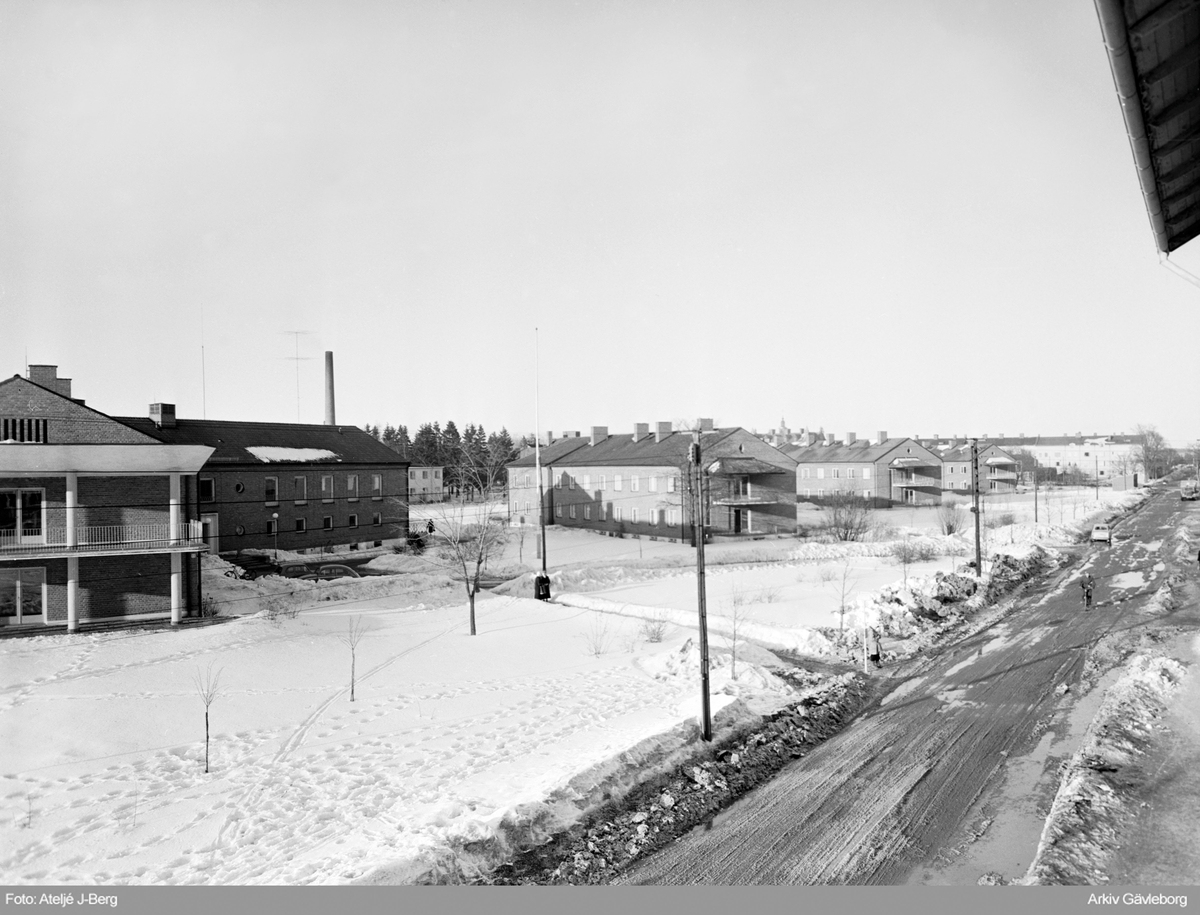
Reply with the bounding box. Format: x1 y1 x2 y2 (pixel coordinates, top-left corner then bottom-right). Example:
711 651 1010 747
3 0 1197 446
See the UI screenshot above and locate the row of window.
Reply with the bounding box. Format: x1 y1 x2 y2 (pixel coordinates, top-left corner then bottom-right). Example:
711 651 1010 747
1 418 48 443
546 502 681 526
546 473 680 493
799 467 872 480
265 512 385 534
199 474 384 505
409 469 441 481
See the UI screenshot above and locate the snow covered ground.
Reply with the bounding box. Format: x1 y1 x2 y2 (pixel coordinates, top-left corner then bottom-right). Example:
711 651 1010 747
0 486 1150 885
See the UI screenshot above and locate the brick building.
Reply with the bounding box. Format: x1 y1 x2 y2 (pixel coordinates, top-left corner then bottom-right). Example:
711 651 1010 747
1 367 213 631
115 406 410 555
786 432 944 507
507 421 797 540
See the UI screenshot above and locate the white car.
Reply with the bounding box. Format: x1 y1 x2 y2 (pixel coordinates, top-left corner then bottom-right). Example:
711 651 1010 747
1091 524 1112 544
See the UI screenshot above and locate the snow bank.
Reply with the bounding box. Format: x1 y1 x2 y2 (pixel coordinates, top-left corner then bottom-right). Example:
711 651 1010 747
1023 653 1185 885
246 446 340 463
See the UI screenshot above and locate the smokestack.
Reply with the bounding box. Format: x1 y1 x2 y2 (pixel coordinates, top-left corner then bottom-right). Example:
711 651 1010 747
324 351 336 425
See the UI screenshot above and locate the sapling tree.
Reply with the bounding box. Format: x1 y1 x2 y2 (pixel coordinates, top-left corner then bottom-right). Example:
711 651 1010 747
723 586 756 681
398 444 512 635
193 663 223 774
338 616 368 701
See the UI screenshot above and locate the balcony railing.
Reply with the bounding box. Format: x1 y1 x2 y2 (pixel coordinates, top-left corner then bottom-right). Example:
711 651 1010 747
713 493 780 506
987 470 1018 481
0 521 206 555
891 474 939 488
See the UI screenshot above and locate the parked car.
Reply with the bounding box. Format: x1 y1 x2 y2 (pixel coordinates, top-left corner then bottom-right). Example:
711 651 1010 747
305 564 361 580
279 563 313 578
1090 524 1112 544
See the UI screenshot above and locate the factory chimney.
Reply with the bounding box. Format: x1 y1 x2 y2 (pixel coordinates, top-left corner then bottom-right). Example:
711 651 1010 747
324 351 336 425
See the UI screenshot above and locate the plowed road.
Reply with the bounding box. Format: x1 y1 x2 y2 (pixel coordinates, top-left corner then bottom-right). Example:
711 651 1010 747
622 487 1187 885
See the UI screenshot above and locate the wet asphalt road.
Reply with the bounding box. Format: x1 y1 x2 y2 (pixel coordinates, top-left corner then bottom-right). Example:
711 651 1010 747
620 487 1188 885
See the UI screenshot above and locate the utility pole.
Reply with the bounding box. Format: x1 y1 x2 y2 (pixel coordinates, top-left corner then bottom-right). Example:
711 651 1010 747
281 330 314 422
1033 457 1039 523
970 439 982 579
534 328 547 572
690 435 712 742
1095 454 1100 500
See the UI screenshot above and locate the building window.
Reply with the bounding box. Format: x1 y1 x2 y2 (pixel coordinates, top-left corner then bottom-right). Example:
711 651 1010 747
199 478 215 502
294 476 307 504
863 467 871 480
817 468 825 479
584 505 591 520
347 475 359 501
422 470 429 479
434 469 441 479
599 475 607 491
831 469 840 479
800 468 810 479
668 509 678 526
266 518 277 535
568 475 575 490
649 509 657 526
295 518 306 533
649 475 658 493
373 512 382 526
631 508 639 523
323 516 333 531
0 489 45 543
524 502 531 513
668 475 677 493
863 491 871 500
583 474 590 489
847 468 857 479
569 504 576 519
631 475 640 492
321 475 334 503
804 488 811 498
409 470 416 480
348 514 358 529
614 474 623 491
524 473 531 487
614 506 622 522
265 476 278 504
556 505 563 517
372 474 382 499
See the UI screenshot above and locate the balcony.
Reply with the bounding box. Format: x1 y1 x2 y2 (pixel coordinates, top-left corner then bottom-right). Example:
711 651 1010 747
891 474 939 488
0 521 207 558
987 470 1018 481
713 493 781 506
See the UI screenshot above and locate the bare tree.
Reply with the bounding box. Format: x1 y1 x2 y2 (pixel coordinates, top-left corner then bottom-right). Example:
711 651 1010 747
936 500 968 536
722 586 756 681
820 488 874 541
1134 424 1171 480
193 663 223 774
399 447 512 635
337 616 368 702
515 523 529 565
826 561 858 634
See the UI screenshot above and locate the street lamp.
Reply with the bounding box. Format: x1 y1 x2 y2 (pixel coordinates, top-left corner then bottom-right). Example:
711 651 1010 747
272 512 279 560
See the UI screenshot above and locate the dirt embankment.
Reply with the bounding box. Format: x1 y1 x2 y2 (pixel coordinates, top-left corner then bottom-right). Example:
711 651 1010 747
474 669 878 886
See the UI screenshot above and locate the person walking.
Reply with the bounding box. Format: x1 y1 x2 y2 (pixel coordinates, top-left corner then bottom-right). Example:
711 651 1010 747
868 627 883 668
1081 572 1095 610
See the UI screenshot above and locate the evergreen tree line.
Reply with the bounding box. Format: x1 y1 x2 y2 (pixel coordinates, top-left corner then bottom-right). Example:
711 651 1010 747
361 421 523 495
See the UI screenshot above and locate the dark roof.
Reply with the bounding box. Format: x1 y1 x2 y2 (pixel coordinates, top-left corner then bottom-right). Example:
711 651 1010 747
1096 0 1200 253
114 417 408 466
938 442 1016 463
508 428 741 468
787 438 939 465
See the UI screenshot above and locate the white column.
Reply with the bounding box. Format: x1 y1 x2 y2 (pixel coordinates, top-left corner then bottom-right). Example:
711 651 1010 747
66 473 78 548
67 556 78 632
171 551 182 625
169 473 181 544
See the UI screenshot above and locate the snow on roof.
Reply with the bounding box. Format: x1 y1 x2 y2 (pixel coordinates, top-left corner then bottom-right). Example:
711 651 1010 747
246 446 341 463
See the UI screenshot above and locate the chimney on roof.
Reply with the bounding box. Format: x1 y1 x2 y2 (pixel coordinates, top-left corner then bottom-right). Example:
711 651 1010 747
877 430 887 444
845 432 856 445
806 432 818 446
590 425 608 446
656 421 672 443
27 365 73 399
564 430 581 438
633 422 649 443
698 418 714 432
324 351 336 425
149 403 177 429
545 431 554 445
